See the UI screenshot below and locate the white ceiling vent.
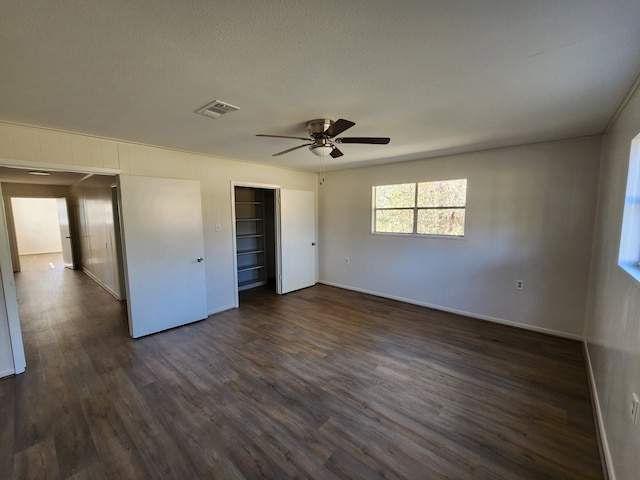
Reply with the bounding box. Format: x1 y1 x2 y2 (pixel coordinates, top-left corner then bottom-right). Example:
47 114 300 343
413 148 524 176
195 100 239 119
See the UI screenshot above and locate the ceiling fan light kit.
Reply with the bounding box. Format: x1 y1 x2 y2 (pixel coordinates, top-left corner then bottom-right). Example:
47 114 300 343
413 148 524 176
309 143 333 157
257 118 390 160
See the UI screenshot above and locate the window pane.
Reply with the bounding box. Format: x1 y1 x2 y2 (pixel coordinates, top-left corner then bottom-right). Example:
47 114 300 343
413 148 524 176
417 179 467 207
374 183 416 208
417 209 465 236
375 209 414 233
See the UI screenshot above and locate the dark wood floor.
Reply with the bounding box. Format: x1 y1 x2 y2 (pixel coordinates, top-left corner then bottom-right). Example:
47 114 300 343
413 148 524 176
0 253 602 479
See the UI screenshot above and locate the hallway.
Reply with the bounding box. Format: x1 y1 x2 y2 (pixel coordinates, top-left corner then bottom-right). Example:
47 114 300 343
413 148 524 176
1 253 129 478
15 253 128 375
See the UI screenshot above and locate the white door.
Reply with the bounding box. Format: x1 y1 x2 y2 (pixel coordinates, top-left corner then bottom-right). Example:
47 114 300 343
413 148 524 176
56 198 74 269
118 176 207 338
278 189 316 294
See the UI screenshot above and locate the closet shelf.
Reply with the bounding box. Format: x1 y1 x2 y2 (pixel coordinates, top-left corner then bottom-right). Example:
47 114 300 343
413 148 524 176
236 234 264 239
238 264 265 273
238 279 267 291
237 249 265 256
235 186 268 292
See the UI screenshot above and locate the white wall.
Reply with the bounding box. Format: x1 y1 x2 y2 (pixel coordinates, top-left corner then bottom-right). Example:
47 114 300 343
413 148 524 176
0 122 318 317
71 175 120 297
319 136 601 338
584 80 640 479
11 197 62 255
1 183 71 272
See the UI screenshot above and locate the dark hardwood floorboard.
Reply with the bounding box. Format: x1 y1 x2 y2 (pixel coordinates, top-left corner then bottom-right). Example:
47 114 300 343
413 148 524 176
0 253 603 479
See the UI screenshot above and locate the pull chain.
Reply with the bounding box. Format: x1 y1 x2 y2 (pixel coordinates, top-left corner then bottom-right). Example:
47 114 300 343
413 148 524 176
320 149 326 185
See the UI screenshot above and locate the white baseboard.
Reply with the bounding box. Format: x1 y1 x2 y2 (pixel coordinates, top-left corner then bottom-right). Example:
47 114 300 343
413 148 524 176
82 268 120 300
583 343 615 480
0 367 15 378
318 280 583 341
208 304 236 316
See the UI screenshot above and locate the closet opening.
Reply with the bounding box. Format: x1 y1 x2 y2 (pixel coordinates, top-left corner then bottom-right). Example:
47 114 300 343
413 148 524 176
234 186 277 296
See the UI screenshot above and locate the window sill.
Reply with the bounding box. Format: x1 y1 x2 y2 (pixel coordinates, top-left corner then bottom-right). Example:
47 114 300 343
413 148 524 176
619 262 640 284
371 232 466 240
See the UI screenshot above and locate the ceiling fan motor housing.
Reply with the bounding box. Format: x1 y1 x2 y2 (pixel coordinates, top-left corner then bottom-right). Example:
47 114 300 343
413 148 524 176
307 120 336 156
307 119 333 138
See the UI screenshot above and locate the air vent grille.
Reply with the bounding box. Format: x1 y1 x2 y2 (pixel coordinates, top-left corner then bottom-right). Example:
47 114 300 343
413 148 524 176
195 100 239 119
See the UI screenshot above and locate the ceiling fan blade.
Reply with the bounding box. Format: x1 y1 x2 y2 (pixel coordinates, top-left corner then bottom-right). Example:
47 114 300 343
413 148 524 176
272 143 312 156
256 134 311 141
336 137 391 144
330 146 344 158
324 119 355 138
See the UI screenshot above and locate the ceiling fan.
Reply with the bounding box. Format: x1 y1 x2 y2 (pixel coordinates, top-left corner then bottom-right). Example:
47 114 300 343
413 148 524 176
256 118 390 158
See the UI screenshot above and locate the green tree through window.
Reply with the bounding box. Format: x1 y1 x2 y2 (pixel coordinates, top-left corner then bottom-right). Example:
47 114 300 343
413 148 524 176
373 179 467 236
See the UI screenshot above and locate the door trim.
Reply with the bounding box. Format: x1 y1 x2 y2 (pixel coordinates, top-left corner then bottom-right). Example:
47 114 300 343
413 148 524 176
0 184 25 374
0 157 122 176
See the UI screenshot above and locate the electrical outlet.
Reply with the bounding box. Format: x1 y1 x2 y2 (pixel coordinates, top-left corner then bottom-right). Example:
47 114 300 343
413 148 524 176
631 393 639 425
516 280 524 290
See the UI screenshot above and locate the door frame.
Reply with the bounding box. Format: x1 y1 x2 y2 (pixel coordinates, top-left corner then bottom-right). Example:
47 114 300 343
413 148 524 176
111 184 126 301
230 181 281 307
5 194 76 272
0 158 121 375
0 183 24 374
56 197 75 269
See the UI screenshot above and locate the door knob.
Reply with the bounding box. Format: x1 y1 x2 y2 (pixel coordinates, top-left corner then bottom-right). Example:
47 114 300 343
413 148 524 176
197 257 204 262
311 242 316 246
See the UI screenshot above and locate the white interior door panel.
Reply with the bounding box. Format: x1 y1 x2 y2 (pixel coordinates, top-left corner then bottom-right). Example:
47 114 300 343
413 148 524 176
279 189 316 294
118 176 207 338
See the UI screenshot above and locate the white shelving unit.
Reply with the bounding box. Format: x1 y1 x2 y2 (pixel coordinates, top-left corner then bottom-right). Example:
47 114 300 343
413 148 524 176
235 187 267 291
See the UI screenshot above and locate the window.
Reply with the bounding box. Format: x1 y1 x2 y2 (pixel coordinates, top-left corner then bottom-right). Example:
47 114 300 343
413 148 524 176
619 134 640 282
373 179 467 236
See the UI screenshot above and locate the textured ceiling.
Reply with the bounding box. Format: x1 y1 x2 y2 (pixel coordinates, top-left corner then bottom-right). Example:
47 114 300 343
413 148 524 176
1 1 640 172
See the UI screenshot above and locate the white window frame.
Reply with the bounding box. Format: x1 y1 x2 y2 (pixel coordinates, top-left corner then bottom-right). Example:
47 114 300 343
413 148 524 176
619 134 640 282
372 179 467 237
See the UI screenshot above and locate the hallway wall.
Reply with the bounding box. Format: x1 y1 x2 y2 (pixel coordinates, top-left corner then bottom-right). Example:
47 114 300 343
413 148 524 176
70 175 120 298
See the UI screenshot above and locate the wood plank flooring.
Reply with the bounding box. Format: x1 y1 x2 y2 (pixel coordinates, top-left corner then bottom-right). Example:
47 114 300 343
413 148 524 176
0 253 603 479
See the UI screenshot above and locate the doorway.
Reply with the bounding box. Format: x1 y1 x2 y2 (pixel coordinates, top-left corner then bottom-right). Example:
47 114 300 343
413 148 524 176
10 196 75 272
0 167 123 375
3 173 123 298
232 185 318 305
234 186 277 298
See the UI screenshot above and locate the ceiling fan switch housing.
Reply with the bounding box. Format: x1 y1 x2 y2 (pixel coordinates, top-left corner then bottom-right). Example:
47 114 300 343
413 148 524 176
307 119 333 137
